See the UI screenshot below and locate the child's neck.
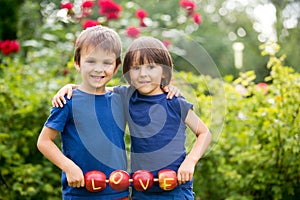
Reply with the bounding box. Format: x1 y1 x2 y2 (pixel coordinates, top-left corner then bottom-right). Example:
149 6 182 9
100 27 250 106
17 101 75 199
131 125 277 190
136 89 164 96
78 85 107 95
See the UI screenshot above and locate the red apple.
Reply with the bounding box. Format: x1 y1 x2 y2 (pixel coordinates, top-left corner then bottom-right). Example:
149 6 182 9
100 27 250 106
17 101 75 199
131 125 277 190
158 169 178 191
109 170 130 191
132 170 154 191
84 170 106 192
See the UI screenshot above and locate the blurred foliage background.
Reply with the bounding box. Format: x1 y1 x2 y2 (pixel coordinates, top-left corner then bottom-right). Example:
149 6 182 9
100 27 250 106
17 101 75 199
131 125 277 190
0 0 299 199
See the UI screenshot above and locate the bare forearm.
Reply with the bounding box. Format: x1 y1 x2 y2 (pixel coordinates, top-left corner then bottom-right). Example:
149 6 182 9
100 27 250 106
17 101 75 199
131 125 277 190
185 131 212 165
37 139 74 172
37 127 74 172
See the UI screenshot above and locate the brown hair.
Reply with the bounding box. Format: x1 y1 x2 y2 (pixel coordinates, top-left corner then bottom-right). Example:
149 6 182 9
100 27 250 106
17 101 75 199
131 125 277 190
123 36 173 87
74 25 122 68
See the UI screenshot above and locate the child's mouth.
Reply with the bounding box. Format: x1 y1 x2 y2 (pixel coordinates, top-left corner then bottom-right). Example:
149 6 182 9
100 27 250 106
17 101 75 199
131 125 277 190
91 75 105 81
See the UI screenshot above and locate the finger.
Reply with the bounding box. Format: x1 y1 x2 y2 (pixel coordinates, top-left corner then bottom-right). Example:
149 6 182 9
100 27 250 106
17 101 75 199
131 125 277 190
177 173 183 185
174 90 181 97
57 97 63 108
52 98 58 107
57 96 65 107
162 86 169 93
166 88 175 99
67 87 73 99
81 179 85 187
76 182 81 188
68 181 74 187
60 95 67 105
70 181 80 188
182 173 189 183
166 92 173 99
55 97 61 107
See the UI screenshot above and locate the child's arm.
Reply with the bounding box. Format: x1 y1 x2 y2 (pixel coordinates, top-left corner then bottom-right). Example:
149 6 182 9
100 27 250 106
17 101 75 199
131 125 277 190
52 84 182 107
37 126 85 188
162 85 182 99
52 84 77 107
177 109 212 185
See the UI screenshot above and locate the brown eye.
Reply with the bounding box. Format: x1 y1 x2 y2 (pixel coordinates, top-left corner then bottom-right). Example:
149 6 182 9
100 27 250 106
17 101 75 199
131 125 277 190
147 65 155 69
87 60 95 63
132 66 140 71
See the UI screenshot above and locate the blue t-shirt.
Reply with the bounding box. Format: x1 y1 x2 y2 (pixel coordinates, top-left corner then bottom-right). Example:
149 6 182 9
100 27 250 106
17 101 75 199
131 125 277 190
44 89 128 199
114 86 193 192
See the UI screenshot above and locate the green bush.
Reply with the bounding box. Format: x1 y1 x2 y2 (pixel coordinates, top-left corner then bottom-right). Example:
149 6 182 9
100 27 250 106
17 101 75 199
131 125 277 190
0 57 62 199
192 46 300 200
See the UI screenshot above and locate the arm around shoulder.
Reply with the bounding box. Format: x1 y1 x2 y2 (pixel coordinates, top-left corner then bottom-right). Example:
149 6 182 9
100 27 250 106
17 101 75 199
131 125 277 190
52 84 78 108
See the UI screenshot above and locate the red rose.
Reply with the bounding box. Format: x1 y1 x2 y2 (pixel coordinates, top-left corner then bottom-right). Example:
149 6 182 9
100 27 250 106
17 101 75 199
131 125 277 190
98 0 122 20
136 9 147 20
180 0 196 16
82 1 94 8
0 40 12 55
83 19 99 29
61 2 73 10
179 0 196 10
193 13 202 24
106 12 120 20
10 40 20 53
0 40 20 55
126 26 140 38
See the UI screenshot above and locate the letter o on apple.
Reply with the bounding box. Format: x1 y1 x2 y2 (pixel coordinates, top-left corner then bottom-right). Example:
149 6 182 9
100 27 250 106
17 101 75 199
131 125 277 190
132 170 154 191
109 170 130 191
158 169 178 191
84 170 106 192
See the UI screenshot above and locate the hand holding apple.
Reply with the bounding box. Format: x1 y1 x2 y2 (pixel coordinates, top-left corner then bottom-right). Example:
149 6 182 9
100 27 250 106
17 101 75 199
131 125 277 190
84 169 178 192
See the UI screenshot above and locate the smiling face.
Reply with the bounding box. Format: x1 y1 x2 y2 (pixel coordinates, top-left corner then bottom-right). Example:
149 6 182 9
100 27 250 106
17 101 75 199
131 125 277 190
123 37 173 95
76 46 118 94
73 26 122 94
129 55 164 96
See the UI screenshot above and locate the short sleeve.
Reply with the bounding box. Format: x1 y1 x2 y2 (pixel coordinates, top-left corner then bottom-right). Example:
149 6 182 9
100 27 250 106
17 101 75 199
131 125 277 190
177 96 193 121
44 101 70 132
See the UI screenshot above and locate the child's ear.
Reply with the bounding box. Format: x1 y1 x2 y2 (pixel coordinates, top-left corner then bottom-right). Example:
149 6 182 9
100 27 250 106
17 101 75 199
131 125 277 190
74 61 80 71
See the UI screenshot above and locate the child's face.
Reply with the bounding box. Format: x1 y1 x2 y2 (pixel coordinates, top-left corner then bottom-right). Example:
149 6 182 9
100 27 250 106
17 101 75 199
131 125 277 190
129 60 164 96
77 46 117 94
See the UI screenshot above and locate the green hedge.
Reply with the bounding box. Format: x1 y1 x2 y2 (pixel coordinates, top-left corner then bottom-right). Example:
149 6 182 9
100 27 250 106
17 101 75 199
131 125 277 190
0 58 61 199
191 49 300 200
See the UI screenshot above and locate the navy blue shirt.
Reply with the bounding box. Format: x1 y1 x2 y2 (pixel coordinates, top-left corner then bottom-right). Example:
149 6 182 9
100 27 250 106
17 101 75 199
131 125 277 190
114 86 193 192
45 89 128 199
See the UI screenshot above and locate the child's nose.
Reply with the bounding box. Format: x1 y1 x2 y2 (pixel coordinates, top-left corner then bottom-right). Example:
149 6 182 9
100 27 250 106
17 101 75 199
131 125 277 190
94 65 106 72
139 66 148 76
